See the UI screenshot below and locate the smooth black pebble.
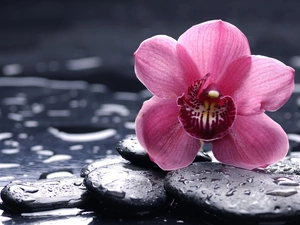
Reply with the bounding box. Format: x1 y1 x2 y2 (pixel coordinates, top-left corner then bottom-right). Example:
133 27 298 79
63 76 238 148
116 135 156 167
116 135 211 167
164 162 300 223
81 155 127 177
1 177 94 212
84 162 171 215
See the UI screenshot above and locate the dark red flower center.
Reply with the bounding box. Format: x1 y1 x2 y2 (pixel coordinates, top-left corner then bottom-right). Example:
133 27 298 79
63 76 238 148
177 75 237 141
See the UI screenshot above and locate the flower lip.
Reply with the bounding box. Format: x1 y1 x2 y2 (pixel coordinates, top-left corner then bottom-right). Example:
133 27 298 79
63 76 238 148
177 78 237 141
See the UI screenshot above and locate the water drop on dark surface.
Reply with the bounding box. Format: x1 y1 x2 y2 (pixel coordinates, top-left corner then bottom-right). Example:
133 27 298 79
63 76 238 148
266 189 298 197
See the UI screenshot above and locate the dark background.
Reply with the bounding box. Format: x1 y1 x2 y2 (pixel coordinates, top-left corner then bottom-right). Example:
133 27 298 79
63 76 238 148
0 0 300 86
0 0 300 224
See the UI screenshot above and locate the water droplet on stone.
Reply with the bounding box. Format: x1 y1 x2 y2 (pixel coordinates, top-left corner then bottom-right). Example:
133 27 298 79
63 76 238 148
266 189 298 197
198 177 207 182
273 177 299 186
244 190 251 195
178 177 188 184
274 205 281 212
19 185 39 193
211 178 220 183
214 184 220 190
225 188 236 197
74 181 82 186
246 177 253 183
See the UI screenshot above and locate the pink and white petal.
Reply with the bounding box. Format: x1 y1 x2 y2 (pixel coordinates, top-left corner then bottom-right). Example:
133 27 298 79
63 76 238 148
135 96 201 170
218 55 295 115
178 20 250 82
134 35 200 98
212 113 288 170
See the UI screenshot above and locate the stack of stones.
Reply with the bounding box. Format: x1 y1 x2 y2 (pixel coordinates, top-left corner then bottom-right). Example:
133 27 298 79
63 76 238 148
2 135 300 223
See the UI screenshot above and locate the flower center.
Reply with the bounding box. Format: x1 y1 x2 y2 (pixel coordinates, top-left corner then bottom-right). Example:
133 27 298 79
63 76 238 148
177 76 237 141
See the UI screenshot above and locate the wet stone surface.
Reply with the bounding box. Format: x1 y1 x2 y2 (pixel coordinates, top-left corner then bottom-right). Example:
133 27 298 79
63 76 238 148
84 162 171 215
266 155 300 175
164 162 300 223
116 135 156 167
80 155 127 177
116 135 211 167
1 177 94 212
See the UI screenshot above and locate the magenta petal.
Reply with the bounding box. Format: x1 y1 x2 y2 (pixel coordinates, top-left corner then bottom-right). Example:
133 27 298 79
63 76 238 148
218 55 295 115
212 113 288 170
135 96 201 170
134 35 200 98
178 20 250 81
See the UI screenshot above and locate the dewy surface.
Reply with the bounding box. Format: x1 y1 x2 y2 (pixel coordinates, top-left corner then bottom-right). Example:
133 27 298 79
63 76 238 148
0 0 300 224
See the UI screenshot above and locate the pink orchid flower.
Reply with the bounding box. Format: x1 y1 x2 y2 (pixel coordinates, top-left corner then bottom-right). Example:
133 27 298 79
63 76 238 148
134 20 295 171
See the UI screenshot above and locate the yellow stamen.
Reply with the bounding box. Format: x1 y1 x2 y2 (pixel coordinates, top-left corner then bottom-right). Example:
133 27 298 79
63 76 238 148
208 90 220 98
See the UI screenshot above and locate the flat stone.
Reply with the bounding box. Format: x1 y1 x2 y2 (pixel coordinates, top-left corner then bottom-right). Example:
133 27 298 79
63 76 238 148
1 177 95 212
116 135 211 167
80 155 127 177
84 162 171 215
164 162 300 223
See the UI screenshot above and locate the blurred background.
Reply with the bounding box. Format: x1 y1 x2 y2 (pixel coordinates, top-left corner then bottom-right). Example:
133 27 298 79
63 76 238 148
0 0 299 90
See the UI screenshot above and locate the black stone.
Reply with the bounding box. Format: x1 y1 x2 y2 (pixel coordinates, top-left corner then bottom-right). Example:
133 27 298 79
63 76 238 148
84 162 171 215
116 135 156 167
116 135 211 167
164 162 300 223
80 155 127 177
1 177 95 212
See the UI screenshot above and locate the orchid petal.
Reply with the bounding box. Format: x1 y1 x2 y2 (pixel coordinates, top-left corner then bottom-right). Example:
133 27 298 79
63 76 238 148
218 55 295 115
135 96 201 170
212 113 288 170
178 20 250 81
134 35 200 98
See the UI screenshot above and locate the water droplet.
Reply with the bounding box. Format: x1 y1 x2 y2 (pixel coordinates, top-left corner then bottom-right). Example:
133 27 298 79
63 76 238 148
273 177 299 186
19 185 39 193
129 195 142 202
225 188 236 197
48 127 116 142
198 177 207 182
42 154 72 163
211 178 220 183
268 168 278 173
244 190 251 195
74 181 82 186
239 182 246 186
274 206 281 212
214 184 220 190
178 177 188 184
266 189 298 197
22 196 36 203
246 177 253 183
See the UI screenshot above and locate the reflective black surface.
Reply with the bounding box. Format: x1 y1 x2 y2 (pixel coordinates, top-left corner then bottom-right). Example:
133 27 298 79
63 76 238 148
0 0 300 224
